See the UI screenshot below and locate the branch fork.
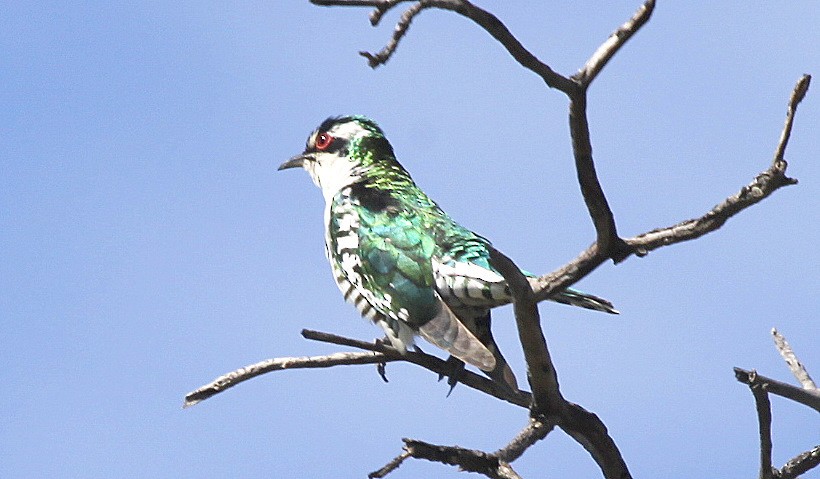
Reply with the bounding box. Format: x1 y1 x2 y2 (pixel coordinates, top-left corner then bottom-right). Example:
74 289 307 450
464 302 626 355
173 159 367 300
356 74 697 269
735 329 819 479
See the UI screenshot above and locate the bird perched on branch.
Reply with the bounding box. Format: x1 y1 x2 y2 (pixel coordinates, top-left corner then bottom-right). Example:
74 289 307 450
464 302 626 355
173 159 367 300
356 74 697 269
279 116 617 390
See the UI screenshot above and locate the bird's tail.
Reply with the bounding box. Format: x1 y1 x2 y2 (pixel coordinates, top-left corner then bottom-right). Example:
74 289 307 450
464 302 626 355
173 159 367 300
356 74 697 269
467 311 518 390
417 296 497 373
537 282 619 314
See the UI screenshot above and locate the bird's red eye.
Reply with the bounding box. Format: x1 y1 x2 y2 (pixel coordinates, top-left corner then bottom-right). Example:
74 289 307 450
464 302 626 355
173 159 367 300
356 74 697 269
315 132 334 151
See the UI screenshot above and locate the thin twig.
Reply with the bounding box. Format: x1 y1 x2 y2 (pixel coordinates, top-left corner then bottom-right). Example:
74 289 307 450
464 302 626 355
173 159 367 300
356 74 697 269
624 75 807 258
369 403 595 479
772 328 817 390
494 417 555 463
734 368 820 413
736 334 820 479
183 351 394 407
368 450 410 478
774 74 811 162
368 0 408 26
359 2 425 67
531 75 810 302
574 0 655 86
312 0 574 90
624 157 796 255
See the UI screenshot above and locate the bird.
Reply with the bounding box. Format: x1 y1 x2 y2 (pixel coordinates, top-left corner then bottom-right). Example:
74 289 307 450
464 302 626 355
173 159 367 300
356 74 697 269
279 115 617 390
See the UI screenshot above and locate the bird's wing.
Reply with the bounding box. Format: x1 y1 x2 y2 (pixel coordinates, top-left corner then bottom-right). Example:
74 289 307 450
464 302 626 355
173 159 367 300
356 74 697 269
432 230 510 312
430 236 518 387
432 229 619 315
336 199 495 371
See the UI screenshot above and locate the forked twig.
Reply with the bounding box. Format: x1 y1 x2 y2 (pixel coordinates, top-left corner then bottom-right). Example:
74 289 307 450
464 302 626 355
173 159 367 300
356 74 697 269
735 328 820 479
530 75 809 302
733 368 820 413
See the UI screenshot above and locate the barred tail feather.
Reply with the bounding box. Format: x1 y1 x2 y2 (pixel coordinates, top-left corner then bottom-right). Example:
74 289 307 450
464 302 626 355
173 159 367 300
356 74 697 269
417 297 496 372
547 286 619 314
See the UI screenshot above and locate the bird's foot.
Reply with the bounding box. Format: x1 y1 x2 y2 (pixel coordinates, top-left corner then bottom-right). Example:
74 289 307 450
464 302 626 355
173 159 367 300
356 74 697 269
438 355 466 397
376 362 389 383
372 337 393 382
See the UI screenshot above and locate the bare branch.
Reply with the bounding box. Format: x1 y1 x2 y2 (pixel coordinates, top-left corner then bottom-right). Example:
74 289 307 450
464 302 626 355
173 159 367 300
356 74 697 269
183 350 394 407
735 362 820 479
372 409 627 479
574 0 655 86
367 0 408 25
734 368 820 414
564 2 657 262
774 74 811 162
368 450 410 479
772 328 817 390
301 329 533 408
399 438 521 479
312 0 575 90
489 246 632 479
625 75 807 257
359 2 425 67
780 444 820 479
567 93 633 265
368 409 550 477
531 75 810 303
185 329 532 408
560 402 633 479
625 159 795 255
736 331 820 479
488 246 563 415
494 417 555 463
749 375 775 479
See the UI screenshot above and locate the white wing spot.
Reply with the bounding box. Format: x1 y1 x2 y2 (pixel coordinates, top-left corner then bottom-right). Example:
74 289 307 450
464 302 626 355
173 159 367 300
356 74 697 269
336 234 358 252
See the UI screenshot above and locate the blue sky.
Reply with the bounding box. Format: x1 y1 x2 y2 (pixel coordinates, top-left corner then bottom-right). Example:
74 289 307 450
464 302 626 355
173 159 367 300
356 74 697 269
1 2 818 478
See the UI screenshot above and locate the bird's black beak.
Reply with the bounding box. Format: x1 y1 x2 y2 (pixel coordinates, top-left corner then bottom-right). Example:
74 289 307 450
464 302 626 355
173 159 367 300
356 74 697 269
278 154 310 171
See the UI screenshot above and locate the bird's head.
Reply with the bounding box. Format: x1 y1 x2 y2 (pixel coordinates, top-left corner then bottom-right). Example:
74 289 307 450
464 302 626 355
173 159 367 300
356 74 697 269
279 116 412 199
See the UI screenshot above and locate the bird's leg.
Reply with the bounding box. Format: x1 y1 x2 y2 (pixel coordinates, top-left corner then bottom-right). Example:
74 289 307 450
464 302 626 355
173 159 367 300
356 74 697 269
374 336 391 383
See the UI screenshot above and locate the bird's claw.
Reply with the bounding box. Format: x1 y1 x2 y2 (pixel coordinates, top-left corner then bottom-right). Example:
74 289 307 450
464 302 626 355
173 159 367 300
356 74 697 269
440 355 466 397
376 362 389 383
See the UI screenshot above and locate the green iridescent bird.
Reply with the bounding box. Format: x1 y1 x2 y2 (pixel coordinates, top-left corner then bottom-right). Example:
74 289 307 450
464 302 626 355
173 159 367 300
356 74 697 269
280 116 617 389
